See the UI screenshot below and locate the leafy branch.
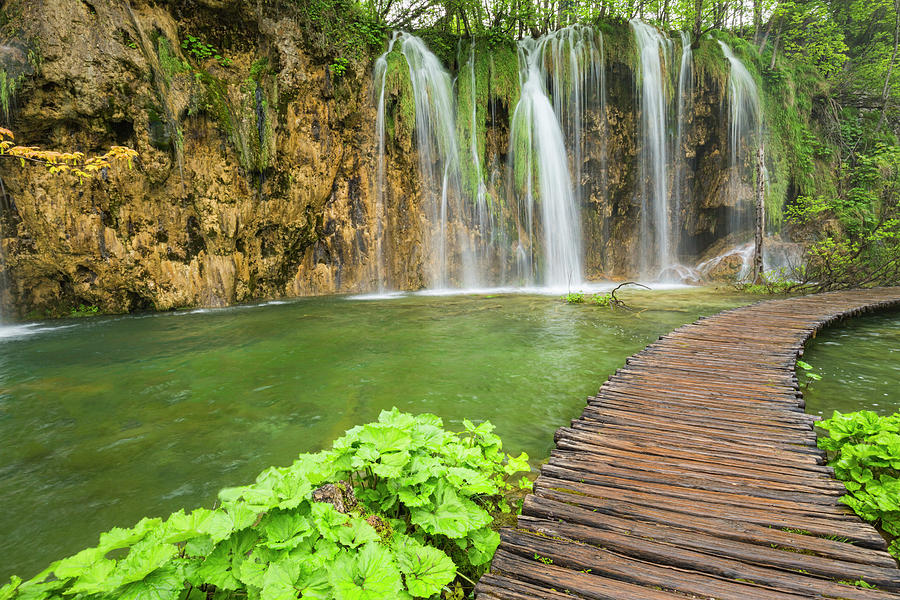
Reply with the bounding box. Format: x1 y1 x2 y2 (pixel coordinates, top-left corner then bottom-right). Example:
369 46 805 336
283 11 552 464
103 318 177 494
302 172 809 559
0 128 137 183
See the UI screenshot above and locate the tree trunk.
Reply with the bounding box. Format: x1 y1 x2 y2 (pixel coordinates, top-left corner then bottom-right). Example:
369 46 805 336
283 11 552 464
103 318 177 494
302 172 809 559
753 0 761 43
753 143 766 284
874 0 900 134
769 31 780 69
692 0 704 47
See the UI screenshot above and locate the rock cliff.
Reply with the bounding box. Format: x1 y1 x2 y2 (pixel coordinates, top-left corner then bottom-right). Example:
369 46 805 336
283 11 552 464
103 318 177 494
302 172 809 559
0 2 740 317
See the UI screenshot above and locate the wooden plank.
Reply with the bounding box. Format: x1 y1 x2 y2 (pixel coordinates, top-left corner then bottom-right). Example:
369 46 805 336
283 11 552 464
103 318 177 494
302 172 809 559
555 434 836 476
475 575 587 600
489 549 687 600
536 476 885 548
539 465 856 519
528 487 899 568
545 452 846 503
523 496 900 590
507 524 899 600
499 530 817 600
549 446 847 493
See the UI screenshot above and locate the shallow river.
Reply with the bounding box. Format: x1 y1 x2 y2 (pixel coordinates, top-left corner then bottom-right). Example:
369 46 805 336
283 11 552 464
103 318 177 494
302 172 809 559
1 286 762 579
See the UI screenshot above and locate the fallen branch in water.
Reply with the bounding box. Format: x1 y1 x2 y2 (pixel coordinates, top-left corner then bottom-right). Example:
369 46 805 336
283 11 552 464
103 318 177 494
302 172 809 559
609 281 651 311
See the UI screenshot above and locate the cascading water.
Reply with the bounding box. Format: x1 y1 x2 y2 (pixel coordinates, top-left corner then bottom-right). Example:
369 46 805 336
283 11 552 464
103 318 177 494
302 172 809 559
373 32 399 291
673 31 693 259
541 25 604 212
718 40 762 239
375 32 479 289
462 41 495 280
374 26 771 291
631 19 674 278
509 32 585 288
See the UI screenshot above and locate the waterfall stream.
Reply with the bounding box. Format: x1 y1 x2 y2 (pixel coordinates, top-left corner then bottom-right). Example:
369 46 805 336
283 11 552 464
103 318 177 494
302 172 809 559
631 19 674 278
510 31 586 288
674 31 693 262
719 40 763 240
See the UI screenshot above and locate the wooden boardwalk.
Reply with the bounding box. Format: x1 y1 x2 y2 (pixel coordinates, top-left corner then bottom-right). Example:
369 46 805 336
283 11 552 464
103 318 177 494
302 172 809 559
476 288 900 600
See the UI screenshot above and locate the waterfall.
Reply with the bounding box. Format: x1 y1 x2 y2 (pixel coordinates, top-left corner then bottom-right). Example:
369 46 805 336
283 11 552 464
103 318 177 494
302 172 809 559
541 26 604 212
631 19 674 279
673 31 693 261
718 40 762 240
375 32 480 289
373 32 399 292
463 41 493 280
509 30 587 288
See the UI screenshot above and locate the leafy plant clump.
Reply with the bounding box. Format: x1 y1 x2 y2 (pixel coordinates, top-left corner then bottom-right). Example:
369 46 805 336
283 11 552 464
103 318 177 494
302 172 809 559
796 359 822 388
562 292 613 307
0 409 531 600
69 304 100 318
181 35 232 68
817 410 900 559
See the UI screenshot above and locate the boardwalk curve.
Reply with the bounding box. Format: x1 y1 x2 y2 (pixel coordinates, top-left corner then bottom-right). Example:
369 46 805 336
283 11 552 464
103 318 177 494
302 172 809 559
477 288 900 600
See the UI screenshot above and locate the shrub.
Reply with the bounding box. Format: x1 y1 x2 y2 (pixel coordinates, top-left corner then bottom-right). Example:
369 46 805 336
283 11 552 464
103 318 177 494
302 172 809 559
818 410 900 560
0 409 531 599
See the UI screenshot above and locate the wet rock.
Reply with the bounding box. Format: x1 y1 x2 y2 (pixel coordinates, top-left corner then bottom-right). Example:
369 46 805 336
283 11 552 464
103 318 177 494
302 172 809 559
311 482 357 514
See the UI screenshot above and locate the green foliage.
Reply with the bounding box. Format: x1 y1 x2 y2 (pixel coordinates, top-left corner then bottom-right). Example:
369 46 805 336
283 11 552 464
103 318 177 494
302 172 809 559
156 37 190 83
818 410 900 560
0 69 24 123
69 304 100 318
250 58 272 81
562 292 615 306
838 579 877 589
795 359 822 387
591 293 613 307
285 0 387 75
181 35 232 68
1 409 530 599
781 141 900 291
330 57 350 78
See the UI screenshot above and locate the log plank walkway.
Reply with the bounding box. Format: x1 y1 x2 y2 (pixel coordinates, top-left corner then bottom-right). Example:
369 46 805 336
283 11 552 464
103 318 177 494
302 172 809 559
476 288 900 600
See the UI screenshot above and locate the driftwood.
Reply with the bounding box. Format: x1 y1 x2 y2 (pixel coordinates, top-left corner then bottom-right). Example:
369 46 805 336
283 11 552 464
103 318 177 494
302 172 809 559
607 281 650 310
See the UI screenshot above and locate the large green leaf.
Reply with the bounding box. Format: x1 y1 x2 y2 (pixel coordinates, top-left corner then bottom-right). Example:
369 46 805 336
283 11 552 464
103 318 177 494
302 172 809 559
410 483 491 538
260 512 313 550
337 517 381 548
358 424 412 455
394 536 456 598
96 518 161 553
466 527 501 566
328 544 406 600
115 566 183 600
372 450 411 478
260 560 300 600
53 547 107 579
0 577 21 600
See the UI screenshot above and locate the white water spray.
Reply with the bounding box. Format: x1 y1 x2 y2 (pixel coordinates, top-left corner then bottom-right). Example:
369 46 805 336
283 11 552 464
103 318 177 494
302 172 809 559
631 19 674 278
718 40 763 239
510 32 585 288
674 31 693 260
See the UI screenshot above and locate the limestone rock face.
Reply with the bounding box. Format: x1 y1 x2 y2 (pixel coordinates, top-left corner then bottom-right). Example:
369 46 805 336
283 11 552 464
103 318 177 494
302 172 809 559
0 0 384 317
0 3 740 317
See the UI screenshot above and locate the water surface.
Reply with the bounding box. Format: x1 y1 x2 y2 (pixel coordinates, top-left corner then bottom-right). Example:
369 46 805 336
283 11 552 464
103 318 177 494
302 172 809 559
803 310 900 418
0 287 754 579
